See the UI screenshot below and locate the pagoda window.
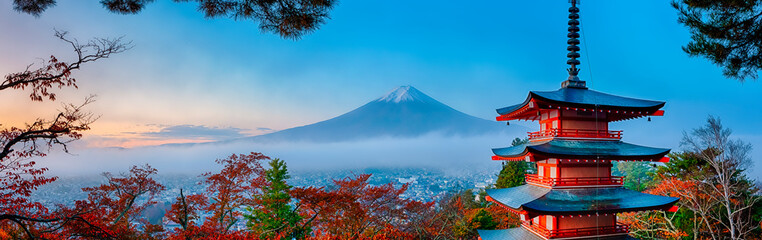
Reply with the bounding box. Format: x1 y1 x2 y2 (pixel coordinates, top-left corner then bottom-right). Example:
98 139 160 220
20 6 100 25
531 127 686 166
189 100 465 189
539 110 560 132
539 110 558 120
539 215 546 229
560 120 608 132
560 166 611 179
540 165 556 178
549 110 559 118
561 109 606 119
557 215 615 230
559 110 607 129
546 216 556 230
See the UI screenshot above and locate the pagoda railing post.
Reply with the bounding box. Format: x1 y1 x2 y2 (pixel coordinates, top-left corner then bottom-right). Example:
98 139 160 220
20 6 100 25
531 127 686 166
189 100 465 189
524 222 631 238
525 174 625 187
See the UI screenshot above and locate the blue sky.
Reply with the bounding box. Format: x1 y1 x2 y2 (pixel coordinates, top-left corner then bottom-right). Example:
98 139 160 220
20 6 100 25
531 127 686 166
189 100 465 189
1 1 760 177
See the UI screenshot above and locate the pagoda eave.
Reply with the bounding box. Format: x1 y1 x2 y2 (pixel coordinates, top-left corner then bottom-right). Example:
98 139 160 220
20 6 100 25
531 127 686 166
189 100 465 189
527 90 665 113
496 89 666 122
485 185 550 209
492 153 669 162
496 105 665 122
485 195 527 215
487 186 680 217
486 195 675 220
492 140 671 162
523 202 679 217
492 153 534 161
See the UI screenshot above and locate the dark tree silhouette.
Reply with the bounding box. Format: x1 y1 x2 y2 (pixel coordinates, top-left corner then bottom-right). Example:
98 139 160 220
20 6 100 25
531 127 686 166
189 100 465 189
12 0 337 39
673 0 762 81
0 30 128 239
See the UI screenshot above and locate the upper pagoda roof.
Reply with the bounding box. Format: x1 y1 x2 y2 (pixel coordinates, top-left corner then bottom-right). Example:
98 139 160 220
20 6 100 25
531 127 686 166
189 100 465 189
486 185 678 216
496 87 665 121
492 139 670 161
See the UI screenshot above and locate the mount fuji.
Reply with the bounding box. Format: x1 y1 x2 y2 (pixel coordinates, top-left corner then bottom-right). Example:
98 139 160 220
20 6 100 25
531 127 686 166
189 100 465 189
245 86 521 143
57 86 523 175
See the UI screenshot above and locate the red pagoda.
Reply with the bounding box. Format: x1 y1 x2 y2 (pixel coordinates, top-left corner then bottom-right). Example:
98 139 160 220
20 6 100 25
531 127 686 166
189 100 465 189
477 1 679 239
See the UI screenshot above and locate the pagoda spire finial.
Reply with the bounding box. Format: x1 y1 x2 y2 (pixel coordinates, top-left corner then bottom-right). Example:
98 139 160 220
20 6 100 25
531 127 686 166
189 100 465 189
562 0 587 89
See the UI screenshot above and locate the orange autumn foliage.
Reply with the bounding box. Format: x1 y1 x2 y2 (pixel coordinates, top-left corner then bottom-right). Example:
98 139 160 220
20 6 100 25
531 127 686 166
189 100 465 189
292 174 433 239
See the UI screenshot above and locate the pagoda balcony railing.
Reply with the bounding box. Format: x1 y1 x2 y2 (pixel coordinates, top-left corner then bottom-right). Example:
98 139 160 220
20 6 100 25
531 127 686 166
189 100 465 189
523 221 630 239
528 128 622 140
525 174 624 187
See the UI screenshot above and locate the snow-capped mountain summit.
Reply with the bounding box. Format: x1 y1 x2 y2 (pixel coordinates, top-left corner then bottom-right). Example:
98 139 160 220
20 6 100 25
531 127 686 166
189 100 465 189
376 85 436 103
245 85 524 143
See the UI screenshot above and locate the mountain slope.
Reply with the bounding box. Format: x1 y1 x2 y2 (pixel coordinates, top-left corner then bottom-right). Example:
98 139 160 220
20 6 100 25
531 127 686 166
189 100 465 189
246 86 519 143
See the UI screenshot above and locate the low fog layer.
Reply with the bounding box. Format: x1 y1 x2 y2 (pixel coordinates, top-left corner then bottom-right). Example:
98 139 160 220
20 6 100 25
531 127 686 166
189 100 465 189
37 132 762 180
40 133 513 177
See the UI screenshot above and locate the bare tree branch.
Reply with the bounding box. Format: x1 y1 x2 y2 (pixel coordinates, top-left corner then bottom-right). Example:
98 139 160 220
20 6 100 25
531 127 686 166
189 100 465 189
1 30 130 102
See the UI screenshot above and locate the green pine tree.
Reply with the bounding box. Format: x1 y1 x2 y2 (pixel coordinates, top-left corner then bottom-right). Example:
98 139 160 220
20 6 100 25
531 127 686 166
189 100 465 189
613 161 654 191
246 158 304 239
673 0 762 81
470 208 499 230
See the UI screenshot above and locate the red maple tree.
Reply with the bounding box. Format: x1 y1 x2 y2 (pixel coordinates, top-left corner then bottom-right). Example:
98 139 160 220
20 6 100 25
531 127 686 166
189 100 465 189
78 164 165 238
165 152 269 240
292 174 433 239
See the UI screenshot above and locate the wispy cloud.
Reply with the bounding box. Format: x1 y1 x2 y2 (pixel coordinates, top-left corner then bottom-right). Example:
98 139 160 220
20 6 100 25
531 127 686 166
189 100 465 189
80 124 268 148
141 125 247 140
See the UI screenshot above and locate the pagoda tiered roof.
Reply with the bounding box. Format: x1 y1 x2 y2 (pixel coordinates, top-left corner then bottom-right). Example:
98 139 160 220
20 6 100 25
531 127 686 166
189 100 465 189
496 87 665 122
492 139 670 161
485 185 679 216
